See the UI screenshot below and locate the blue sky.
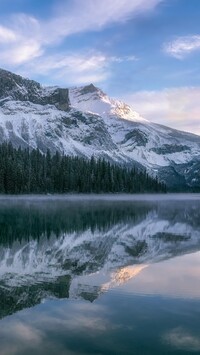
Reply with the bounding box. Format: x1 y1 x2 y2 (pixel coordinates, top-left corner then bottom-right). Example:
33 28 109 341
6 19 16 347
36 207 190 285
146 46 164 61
0 0 200 133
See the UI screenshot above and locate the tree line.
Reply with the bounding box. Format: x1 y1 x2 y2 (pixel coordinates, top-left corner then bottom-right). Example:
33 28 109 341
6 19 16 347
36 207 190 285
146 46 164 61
0 142 166 194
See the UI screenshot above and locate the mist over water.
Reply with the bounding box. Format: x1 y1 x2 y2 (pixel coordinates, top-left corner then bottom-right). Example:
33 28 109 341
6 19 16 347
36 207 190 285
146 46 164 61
0 195 200 354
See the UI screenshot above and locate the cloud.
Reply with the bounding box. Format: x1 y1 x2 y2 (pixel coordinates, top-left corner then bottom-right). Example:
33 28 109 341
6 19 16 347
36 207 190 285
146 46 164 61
110 55 138 63
122 87 200 135
164 35 200 59
0 14 42 65
16 52 109 85
47 0 163 41
16 52 137 86
0 25 17 43
2 41 43 64
0 0 163 68
27 53 137 74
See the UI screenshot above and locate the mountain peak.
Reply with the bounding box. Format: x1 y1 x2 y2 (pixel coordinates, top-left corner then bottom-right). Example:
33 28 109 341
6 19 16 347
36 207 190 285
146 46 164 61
69 84 147 124
79 83 99 95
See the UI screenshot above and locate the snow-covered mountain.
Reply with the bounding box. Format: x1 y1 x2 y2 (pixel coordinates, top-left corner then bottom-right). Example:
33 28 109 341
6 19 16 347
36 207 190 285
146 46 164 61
0 68 200 189
0 199 200 318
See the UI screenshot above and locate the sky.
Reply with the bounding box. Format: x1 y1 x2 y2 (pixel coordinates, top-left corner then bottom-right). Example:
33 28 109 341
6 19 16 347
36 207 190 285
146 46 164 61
0 0 200 134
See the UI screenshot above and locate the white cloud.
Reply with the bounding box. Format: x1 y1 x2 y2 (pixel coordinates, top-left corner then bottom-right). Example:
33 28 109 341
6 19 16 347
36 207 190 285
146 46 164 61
164 35 200 59
15 52 138 86
0 25 17 43
47 0 163 41
122 87 200 135
3 41 43 65
16 52 109 85
0 0 163 67
0 14 42 66
110 55 138 63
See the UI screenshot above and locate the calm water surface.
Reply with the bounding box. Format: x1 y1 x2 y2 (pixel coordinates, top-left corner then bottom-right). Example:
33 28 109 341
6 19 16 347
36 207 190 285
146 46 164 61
0 194 200 354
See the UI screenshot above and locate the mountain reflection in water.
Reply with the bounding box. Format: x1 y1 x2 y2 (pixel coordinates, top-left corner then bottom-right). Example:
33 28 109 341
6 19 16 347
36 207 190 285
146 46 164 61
0 197 200 320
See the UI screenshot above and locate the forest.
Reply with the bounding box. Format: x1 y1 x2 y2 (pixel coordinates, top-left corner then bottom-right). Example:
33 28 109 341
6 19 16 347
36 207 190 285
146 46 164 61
0 142 166 194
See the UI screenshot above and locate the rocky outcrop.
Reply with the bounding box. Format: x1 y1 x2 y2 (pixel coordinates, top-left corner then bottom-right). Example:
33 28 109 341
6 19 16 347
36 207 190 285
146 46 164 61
0 68 70 111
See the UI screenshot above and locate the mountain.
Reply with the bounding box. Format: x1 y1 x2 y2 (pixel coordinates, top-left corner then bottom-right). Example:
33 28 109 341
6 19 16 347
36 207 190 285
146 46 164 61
0 68 200 189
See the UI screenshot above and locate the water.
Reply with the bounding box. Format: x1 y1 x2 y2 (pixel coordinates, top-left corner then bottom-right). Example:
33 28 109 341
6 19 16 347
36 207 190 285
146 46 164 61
0 194 200 354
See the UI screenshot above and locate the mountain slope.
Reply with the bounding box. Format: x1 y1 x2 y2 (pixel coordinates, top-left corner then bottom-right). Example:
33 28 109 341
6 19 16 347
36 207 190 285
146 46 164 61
70 85 200 188
0 68 200 189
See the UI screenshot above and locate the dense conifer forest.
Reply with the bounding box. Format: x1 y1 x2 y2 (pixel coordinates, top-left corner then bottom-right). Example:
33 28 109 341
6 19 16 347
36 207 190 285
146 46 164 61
0 142 166 194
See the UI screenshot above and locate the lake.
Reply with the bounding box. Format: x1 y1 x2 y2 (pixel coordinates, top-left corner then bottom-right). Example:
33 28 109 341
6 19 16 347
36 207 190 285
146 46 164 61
0 194 200 355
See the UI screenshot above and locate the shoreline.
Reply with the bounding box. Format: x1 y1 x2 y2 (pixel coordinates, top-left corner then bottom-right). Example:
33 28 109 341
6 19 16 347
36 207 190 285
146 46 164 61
0 192 199 201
